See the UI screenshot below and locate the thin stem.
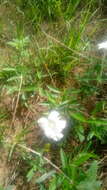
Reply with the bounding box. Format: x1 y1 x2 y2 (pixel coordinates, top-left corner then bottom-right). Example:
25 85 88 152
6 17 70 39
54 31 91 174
18 144 73 185
40 26 106 64
11 75 23 127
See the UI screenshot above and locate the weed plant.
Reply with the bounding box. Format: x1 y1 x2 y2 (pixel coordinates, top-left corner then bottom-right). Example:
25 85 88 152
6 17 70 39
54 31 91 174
0 0 106 189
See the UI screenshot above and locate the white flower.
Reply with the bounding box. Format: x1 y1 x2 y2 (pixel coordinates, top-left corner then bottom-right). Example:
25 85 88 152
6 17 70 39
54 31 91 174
37 110 67 141
98 41 107 50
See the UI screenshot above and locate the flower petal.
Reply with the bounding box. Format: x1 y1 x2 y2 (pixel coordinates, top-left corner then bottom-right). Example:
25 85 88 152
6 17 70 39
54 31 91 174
48 110 60 120
55 119 67 132
37 117 60 141
56 133 64 141
37 117 49 130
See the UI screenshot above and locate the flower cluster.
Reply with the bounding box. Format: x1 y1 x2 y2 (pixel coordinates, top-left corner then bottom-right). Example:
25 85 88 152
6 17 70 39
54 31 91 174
37 110 67 141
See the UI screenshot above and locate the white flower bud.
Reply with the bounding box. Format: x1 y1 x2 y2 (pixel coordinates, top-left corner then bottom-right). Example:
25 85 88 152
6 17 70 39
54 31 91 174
37 110 67 142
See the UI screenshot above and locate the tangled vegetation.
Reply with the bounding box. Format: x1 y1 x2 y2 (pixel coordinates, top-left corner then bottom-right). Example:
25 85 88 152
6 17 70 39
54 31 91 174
0 0 107 189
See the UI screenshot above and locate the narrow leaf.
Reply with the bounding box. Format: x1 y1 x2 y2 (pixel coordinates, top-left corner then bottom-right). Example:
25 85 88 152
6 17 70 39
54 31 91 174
35 170 56 184
60 149 67 169
70 112 86 122
73 153 97 166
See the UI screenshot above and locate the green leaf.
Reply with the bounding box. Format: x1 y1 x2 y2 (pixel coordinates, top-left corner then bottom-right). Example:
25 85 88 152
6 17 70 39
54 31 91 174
60 149 67 169
71 112 107 126
27 166 37 182
70 112 86 122
8 144 16 161
40 184 47 190
7 76 21 82
77 161 101 190
49 176 57 190
47 85 60 94
88 118 107 126
72 153 97 166
87 161 99 180
2 68 16 72
87 131 95 141
59 100 70 107
76 125 85 142
77 179 101 190
22 86 37 92
70 152 97 182
35 170 56 184
92 101 105 115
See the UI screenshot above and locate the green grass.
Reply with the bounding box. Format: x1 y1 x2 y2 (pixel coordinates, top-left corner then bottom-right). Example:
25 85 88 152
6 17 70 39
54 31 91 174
0 0 106 189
